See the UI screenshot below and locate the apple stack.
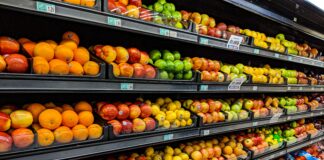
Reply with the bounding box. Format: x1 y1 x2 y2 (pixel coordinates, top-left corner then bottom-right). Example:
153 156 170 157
241 131 272 156
191 57 223 82
264 96 284 115
150 50 193 80
220 63 248 82
283 120 308 145
107 0 150 21
93 45 157 79
96 100 156 136
243 98 270 118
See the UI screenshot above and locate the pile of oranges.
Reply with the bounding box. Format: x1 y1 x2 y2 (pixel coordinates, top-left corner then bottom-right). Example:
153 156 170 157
21 31 100 76
62 0 96 8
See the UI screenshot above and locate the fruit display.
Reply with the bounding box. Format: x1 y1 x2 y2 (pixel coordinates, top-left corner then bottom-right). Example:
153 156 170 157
96 97 194 138
182 98 250 125
149 50 193 80
106 0 191 30
54 0 97 8
0 101 103 152
243 64 285 84
309 93 323 110
220 63 248 82
242 98 272 119
282 120 308 145
285 143 324 160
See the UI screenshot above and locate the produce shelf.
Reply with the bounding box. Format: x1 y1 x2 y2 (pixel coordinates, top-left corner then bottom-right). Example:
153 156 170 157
286 134 324 153
0 0 323 69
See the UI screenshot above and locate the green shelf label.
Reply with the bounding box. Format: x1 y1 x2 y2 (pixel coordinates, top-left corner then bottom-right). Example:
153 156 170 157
159 28 170 36
287 56 292 61
200 85 208 91
36 1 55 13
200 38 209 45
163 134 173 141
274 53 279 58
107 17 122 27
120 83 133 90
253 49 260 54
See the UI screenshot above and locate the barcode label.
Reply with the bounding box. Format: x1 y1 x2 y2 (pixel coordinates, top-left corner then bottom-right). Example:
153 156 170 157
200 85 208 91
163 134 174 141
200 38 209 45
160 28 170 36
169 31 177 38
228 78 245 90
226 35 243 50
120 83 133 90
253 49 260 54
107 17 122 27
203 130 210 136
36 1 55 13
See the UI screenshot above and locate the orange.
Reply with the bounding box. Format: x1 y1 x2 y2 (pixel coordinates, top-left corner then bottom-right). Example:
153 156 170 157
68 61 84 75
78 111 94 127
62 104 74 111
60 40 78 50
26 103 46 122
33 56 50 74
22 41 36 57
37 128 54 147
54 126 73 143
74 101 92 113
88 124 102 139
83 61 99 76
39 109 62 130
55 45 74 62
223 146 233 155
18 37 31 44
80 0 95 7
73 47 90 65
45 40 58 49
53 106 63 113
72 124 88 141
34 42 55 61
111 62 120 77
49 59 69 75
62 110 79 128
0 55 6 72
62 31 80 45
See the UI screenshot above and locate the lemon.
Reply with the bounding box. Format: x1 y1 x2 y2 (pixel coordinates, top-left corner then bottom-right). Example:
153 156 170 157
180 119 187 127
165 146 174 155
176 110 185 120
153 155 162 160
167 102 177 111
166 111 176 123
186 119 192 126
174 100 181 109
179 153 189 160
172 119 181 128
163 120 171 129
145 99 152 105
158 111 166 116
156 97 164 106
183 111 190 120
174 148 182 155
173 156 182 160
161 107 167 112
164 97 172 104
151 104 161 116
145 147 154 157
155 114 165 122
164 154 173 160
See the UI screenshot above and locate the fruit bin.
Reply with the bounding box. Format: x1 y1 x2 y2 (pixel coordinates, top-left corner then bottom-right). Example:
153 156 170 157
106 63 197 82
250 37 287 55
248 141 286 159
285 104 310 115
43 0 102 11
250 107 283 120
197 71 250 84
102 0 194 32
222 147 252 160
286 134 309 147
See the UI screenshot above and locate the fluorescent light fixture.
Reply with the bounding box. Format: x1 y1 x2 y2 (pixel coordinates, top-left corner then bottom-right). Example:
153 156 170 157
306 0 324 11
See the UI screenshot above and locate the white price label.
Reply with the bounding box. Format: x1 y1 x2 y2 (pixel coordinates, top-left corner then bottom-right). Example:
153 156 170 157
287 86 291 90
311 87 315 90
253 49 260 54
169 31 177 38
252 122 258 126
200 38 209 45
107 17 121 27
300 59 303 63
311 61 315 65
200 85 208 91
203 130 210 136
270 113 283 123
311 113 314 116
274 53 279 58
321 88 323 91
228 78 245 90
36 1 55 13
253 86 258 91
288 56 292 61
287 116 291 120
120 83 133 90
226 35 243 50
163 134 174 141
299 87 303 91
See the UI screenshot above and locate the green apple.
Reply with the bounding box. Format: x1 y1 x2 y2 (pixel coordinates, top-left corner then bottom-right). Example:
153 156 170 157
163 3 173 11
153 15 164 24
165 60 174 72
231 104 241 113
149 50 161 61
239 110 249 120
175 72 183 79
244 99 253 110
168 72 174 80
279 98 286 107
231 66 240 74
231 111 238 121
174 21 183 29
173 51 181 60
153 2 164 12
148 5 153 10
157 0 166 5
183 70 192 80
162 10 172 19
221 65 231 74
174 60 184 72
276 33 285 40
235 63 244 73
183 60 192 71
169 3 175 11
159 70 169 79
171 11 182 21
154 59 167 70
225 111 233 121
162 50 174 61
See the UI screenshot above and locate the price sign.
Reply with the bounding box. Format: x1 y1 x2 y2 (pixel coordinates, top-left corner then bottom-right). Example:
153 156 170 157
120 83 133 90
203 130 210 136
163 134 174 141
252 122 258 126
288 56 292 61
200 85 208 91
287 86 291 90
159 28 170 36
274 53 279 58
270 112 283 123
228 78 245 90
252 86 258 91
287 116 291 120
200 38 209 45
169 31 177 38
226 35 243 50
253 49 260 54
107 17 121 27
36 1 55 13
299 87 303 91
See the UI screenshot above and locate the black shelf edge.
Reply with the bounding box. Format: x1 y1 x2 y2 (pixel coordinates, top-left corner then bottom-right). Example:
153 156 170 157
223 0 324 41
0 0 323 69
286 134 324 153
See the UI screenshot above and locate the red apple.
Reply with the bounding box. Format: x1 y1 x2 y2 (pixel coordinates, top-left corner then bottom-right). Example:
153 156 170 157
181 10 192 21
0 112 11 131
140 104 152 118
214 28 222 38
117 104 130 120
108 120 122 136
139 8 152 22
121 120 133 134
100 104 118 121
207 27 215 37
216 22 227 31
198 26 208 35
139 51 149 65
127 48 141 63
143 117 156 131
207 99 216 112
108 0 117 12
201 71 212 81
114 2 127 14
118 0 128 6
214 100 222 112
243 138 253 148
132 63 145 78
143 64 156 79
207 59 215 71
0 132 12 152
5 54 28 73
119 63 134 77
129 0 141 7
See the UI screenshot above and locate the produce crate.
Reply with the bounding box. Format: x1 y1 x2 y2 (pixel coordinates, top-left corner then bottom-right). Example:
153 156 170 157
285 104 310 115
250 107 285 120
248 141 286 159
197 71 250 84
250 37 287 55
222 147 252 160
286 134 309 147
42 0 102 11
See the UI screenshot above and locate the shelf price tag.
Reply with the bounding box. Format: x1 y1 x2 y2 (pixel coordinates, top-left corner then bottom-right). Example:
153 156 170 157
288 56 292 61
311 113 314 116
287 116 291 120
169 31 177 38
270 113 283 123
274 53 279 58
253 49 260 54
252 86 258 91
226 35 243 50
163 134 174 141
200 85 208 91
203 130 210 136
120 83 133 90
36 1 55 14
200 38 209 45
159 28 170 36
287 86 291 90
299 87 303 91
228 78 245 91
107 17 121 27
300 59 303 63
252 122 258 126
